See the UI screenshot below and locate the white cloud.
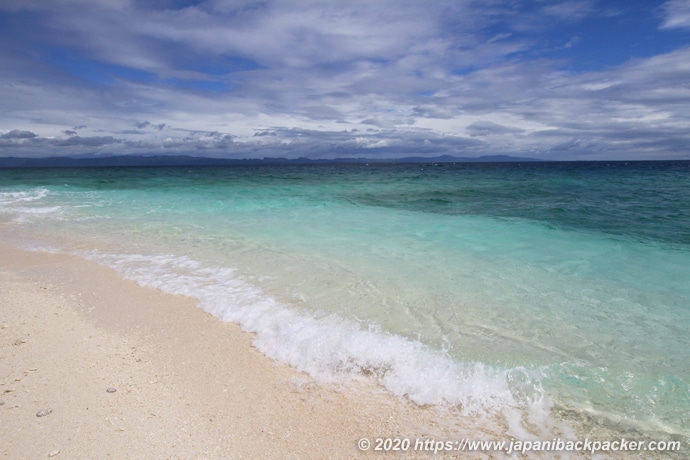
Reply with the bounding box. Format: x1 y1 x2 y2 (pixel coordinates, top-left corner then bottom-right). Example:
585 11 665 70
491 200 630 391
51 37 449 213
0 0 131 12
0 1 689 160
542 1 595 21
660 0 690 29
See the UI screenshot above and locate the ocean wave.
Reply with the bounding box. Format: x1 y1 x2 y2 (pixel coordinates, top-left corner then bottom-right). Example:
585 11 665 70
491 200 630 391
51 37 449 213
0 187 49 204
0 188 61 223
81 250 557 437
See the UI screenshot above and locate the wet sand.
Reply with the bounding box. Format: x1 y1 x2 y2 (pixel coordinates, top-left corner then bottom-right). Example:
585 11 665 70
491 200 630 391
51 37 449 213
0 244 495 459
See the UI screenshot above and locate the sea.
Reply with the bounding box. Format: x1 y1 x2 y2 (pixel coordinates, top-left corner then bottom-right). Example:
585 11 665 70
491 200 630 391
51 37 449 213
1 160 688 449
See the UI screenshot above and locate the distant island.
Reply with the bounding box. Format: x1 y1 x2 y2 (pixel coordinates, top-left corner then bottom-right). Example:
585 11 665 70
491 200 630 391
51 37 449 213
0 154 545 168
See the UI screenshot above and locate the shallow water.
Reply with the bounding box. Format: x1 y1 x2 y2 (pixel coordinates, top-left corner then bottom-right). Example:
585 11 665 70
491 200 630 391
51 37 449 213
1 161 688 445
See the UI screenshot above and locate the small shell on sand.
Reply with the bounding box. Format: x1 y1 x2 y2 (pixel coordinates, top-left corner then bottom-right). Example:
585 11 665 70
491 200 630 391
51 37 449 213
106 387 117 393
36 407 53 417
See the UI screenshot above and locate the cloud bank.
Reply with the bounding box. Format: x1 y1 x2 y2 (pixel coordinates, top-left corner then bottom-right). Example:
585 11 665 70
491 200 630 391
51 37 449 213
1 0 689 160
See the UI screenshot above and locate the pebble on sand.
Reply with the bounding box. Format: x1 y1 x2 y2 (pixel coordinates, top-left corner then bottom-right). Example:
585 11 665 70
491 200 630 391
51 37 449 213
36 407 53 417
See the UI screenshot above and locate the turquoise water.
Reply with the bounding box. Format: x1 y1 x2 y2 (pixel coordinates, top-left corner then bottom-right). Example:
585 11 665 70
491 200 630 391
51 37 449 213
1 161 689 444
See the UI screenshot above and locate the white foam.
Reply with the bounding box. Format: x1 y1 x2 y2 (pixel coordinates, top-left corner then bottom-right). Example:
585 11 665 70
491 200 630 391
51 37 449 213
82 250 558 433
0 188 49 204
0 188 61 223
12 206 61 214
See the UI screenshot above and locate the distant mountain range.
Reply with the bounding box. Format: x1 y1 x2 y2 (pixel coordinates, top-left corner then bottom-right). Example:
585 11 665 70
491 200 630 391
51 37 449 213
0 154 545 168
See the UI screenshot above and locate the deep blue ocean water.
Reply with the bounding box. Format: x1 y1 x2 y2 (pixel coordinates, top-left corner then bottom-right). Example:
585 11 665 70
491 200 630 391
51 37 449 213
1 161 688 444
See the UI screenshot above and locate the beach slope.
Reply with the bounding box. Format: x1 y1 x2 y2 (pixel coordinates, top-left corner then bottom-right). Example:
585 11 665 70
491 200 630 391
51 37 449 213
0 244 471 459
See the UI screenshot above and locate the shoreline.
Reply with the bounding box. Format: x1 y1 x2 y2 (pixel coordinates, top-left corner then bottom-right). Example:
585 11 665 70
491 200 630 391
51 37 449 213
1 243 684 458
0 243 490 459
2 163 688 458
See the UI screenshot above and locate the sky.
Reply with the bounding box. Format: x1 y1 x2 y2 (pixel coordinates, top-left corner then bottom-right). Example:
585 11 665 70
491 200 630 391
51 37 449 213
1 0 689 161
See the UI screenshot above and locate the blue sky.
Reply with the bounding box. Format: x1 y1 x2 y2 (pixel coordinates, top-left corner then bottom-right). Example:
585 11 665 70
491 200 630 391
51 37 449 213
1 0 689 160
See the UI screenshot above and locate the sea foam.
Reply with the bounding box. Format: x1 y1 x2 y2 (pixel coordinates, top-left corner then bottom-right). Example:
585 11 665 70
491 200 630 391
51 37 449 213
0 188 49 204
82 250 557 435
0 188 60 223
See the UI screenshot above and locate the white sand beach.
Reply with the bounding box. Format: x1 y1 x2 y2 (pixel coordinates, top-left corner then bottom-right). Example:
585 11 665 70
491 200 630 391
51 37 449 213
1 244 491 459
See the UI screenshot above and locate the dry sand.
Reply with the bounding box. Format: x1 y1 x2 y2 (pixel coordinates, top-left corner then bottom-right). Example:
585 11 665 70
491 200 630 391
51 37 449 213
0 244 500 459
